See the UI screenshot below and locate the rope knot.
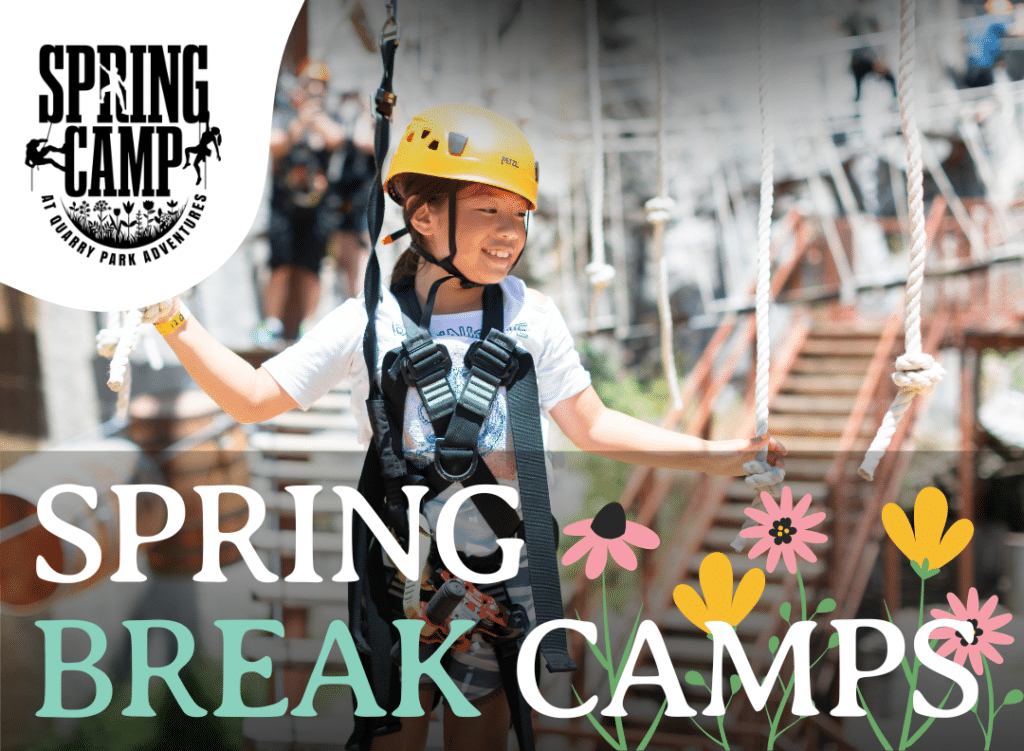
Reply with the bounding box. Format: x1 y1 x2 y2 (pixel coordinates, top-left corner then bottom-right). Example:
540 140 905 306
891 352 945 395
644 196 675 224
743 459 785 496
585 260 615 288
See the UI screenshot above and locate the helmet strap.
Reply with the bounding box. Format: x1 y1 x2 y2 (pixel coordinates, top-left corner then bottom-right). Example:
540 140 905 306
406 184 531 284
405 185 481 289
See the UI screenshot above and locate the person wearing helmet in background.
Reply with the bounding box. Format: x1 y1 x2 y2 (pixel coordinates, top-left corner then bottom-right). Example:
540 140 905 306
255 60 345 348
146 104 785 751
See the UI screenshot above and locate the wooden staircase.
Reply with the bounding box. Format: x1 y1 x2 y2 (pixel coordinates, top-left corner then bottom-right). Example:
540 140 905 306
553 309 947 750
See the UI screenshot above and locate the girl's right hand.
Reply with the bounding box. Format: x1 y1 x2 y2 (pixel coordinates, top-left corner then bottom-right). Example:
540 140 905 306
141 297 182 326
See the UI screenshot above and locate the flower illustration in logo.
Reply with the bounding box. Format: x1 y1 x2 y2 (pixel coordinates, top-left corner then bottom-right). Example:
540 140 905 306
673 552 765 633
930 588 1014 675
739 487 828 574
561 502 660 579
882 486 973 575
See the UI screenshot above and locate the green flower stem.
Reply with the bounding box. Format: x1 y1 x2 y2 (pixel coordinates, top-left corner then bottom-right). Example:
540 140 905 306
600 572 628 749
858 685 894 750
636 699 667 751
905 684 955 747
983 655 994 749
797 566 807 622
717 713 730 750
688 715 725 748
767 670 797 749
897 576 927 750
574 686 624 750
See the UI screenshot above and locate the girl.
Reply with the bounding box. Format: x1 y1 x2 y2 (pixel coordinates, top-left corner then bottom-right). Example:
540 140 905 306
150 104 784 750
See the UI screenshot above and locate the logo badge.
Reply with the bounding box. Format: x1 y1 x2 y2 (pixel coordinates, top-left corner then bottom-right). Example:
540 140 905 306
1 1 303 310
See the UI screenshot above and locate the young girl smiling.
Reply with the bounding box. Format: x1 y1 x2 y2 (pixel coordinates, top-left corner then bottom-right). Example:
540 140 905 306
151 104 784 750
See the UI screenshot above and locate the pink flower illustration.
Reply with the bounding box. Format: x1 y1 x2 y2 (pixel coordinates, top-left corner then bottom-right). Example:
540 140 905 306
930 588 1014 675
561 502 660 579
739 486 828 574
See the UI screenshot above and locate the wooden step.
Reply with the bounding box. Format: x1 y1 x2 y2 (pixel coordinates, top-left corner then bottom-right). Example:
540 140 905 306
247 457 365 483
250 580 348 607
699 526 834 557
800 337 881 356
770 394 858 415
789 356 872 376
688 554 825 583
660 608 774 637
761 456 837 480
307 391 353 412
249 431 365 454
260 411 358 432
780 374 865 396
765 435 870 454
809 320 888 338
251 529 349 555
243 716 354 749
768 414 870 437
724 480 829 504
262 488 352 513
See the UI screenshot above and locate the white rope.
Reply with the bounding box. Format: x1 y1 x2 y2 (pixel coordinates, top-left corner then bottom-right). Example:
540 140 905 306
585 0 615 293
732 0 782 551
859 0 945 481
105 308 143 392
99 300 173 391
648 0 682 410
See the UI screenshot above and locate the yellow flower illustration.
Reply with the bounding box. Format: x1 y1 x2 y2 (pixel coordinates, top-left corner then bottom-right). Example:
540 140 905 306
673 552 765 633
881 486 974 573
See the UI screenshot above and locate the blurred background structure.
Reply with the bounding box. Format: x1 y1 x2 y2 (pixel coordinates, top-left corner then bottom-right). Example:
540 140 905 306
5 0 1024 749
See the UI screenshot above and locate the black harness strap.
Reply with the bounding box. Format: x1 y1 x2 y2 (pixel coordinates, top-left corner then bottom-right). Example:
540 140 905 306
348 5 402 747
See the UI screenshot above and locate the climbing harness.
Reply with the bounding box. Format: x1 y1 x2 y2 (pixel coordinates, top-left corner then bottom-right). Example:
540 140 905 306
349 7 572 748
859 0 945 481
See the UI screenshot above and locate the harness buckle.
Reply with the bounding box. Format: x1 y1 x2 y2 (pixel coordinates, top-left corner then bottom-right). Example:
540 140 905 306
399 337 451 388
433 438 478 483
464 332 519 386
375 88 398 119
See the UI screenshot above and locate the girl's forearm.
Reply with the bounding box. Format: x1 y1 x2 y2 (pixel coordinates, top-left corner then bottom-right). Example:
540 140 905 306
161 316 297 424
576 407 741 473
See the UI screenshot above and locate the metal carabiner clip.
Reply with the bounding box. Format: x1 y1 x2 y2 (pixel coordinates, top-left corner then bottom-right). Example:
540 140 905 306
380 1 401 46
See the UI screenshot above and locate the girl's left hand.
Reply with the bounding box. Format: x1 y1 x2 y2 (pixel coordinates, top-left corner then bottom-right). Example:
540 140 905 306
705 433 787 477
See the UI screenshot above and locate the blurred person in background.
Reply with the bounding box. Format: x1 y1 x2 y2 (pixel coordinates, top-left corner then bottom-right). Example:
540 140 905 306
843 0 898 103
255 60 344 348
325 90 376 300
963 0 1024 88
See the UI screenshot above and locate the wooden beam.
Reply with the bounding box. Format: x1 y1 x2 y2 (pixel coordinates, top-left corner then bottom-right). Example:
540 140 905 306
958 347 978 601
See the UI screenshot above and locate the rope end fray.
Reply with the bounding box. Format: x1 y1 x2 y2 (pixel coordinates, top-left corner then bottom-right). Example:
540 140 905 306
858 351 945 481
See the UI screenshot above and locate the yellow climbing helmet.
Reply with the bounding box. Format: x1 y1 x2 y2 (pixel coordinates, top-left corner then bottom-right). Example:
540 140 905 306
384 104 538 210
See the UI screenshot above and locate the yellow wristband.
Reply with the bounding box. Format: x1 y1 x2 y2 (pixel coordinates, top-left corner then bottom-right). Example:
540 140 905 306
154 305 190 336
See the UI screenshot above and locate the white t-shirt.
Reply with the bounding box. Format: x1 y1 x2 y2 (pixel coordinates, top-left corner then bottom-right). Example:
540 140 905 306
262 276 591 555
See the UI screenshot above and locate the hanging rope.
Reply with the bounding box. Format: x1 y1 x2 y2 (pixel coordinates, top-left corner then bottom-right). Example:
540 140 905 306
585 0 615 328
858 0 945 481
732 0 784 551
743 0 784 498
647 0 681 410
98 301 173 422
